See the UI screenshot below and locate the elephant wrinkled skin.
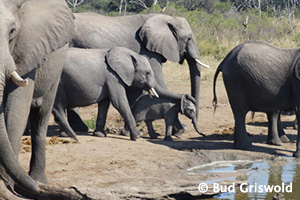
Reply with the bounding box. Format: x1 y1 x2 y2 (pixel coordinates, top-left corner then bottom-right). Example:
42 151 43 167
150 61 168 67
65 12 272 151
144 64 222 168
0 0 87 199
131 94 205 141
69 13 209 133
213 41 300 158
52 47 158 140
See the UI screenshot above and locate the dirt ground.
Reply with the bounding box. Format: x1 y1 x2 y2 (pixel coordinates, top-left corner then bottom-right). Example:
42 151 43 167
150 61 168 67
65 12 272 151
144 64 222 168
19 66 298 199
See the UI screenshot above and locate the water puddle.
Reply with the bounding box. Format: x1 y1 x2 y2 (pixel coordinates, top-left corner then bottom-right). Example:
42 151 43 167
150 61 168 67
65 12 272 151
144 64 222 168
188 158 300 199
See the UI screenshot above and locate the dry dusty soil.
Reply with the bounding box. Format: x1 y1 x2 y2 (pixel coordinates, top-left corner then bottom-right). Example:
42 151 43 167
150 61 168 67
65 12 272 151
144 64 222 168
19 68 298 199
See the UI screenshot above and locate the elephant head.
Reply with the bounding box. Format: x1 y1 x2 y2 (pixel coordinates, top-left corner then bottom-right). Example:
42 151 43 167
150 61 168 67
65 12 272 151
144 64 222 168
139 14 209 118
180 94 205 137
0 0 76 198
106 47 158 97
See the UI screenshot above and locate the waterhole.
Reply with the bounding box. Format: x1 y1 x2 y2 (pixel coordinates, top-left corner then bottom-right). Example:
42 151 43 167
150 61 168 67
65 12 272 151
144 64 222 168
189 158 300 199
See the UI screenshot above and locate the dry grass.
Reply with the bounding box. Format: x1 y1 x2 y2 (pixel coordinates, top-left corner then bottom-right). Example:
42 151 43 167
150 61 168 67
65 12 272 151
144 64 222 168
162 55 223 86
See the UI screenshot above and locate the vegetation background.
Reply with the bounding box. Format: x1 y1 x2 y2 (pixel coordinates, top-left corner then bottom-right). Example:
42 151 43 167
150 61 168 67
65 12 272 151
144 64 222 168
67 0 300 59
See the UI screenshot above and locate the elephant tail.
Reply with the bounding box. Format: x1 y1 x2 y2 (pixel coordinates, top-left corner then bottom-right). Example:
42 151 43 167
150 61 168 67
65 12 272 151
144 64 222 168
212 65 222 114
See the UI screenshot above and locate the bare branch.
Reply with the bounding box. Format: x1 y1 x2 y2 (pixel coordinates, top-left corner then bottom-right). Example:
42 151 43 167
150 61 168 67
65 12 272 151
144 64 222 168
130 0 148 9
67 0 85 12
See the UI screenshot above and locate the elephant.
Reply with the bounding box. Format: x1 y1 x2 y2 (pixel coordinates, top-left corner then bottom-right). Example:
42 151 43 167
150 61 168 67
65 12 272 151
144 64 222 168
52 47 158 140
0 0 86 199
213 40 300 158
251 111 290 145
68 12 210 135
131 94 205 141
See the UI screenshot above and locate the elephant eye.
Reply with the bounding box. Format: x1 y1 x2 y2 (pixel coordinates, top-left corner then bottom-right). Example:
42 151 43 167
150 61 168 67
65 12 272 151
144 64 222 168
9 25 17 39
186 37 191 43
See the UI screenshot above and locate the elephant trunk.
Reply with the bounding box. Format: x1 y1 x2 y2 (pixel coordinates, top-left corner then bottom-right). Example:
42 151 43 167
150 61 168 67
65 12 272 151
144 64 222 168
192 117 205 137
185 38 202 119
185 37 210 119
186 55 200 119
0 83 39 194
0 46 38 193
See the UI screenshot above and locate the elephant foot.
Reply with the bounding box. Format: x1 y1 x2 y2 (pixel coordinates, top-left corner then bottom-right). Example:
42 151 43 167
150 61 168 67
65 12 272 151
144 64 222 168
71 123 89 132
280 135 290 143
234 141 253 151
29 171 47 184
293 151 300 158
267 138 283 146
93 131 107 137
148 131 159 139
130 131 142 141
164 135 173 141
173 129 184 139
120 128 130 136
172 125 187 135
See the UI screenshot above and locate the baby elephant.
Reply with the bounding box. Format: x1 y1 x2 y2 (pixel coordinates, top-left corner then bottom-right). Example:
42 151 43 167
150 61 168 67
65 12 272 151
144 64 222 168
52 47 158 140
131 94 205 141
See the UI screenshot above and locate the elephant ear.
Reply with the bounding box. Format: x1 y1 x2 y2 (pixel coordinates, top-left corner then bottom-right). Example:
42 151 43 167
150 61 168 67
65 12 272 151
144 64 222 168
106 47 136 87
10 0 75 75
295 57 300 81
139 14 180 62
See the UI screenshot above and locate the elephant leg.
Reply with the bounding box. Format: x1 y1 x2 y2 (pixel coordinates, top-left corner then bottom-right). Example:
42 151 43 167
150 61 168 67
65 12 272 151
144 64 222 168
277 113 290 143
52 105 77 138
28 70 64 184
110 88 140 141
164 119 174 141
121 89 143 136
294 117 298 130
172 116 185 138
28 108 48 184
67 108 89 132
145 120 159 139
233 111 252 150
293 108 300 158
93 98 110 137
224 80 251 150
52 89 77 138
267 111 282 146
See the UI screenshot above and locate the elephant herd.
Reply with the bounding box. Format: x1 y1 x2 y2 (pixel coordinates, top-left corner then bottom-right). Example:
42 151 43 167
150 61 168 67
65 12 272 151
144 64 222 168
0 0 300 199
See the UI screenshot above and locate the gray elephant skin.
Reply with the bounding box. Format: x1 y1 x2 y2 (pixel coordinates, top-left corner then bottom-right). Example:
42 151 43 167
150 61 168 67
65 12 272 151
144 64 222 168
52 47 158 141
131 94 205 141
213 41 300 158
69 12 209 132
0 0 86 199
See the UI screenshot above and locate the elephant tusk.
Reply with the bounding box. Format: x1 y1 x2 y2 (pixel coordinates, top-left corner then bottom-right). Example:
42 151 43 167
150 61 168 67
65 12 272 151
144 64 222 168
149 88 159 98
147 91 153 98
195 59 210 68
10 71 28 87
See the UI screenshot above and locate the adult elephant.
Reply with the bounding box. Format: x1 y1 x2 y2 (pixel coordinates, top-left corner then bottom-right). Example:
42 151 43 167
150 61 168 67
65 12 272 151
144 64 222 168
69 12 209 135
213 41 300 158
53 47 158 140
0 0 86 199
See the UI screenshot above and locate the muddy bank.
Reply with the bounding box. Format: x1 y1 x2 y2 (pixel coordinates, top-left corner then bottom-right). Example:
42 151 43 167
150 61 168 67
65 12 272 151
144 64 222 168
18 81 298 199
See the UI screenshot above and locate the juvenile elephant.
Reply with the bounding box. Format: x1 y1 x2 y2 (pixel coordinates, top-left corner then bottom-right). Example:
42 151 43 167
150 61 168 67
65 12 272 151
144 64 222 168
52 47 158 140
213 41 300 158
68 13 210 133
131 94 205 141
